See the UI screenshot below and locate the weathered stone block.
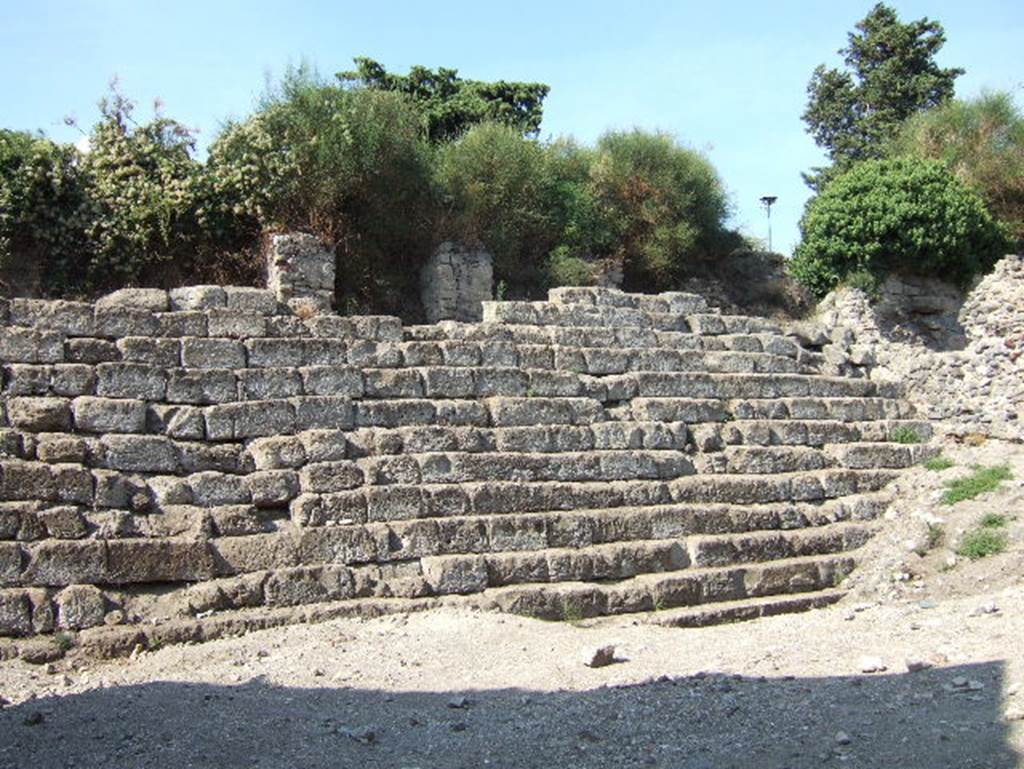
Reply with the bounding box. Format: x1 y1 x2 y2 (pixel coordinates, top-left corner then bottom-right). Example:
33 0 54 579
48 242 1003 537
100 434 180 473
290 491 367 526
421 242 493 323
293 396 353 430
65 337 119 364
245 338 307 368
238 369 303 400
181 338 246 369
421 555 488 595
224 287 279 315
188 471 251 506
169 285 226 311
298 430 349 463
299 461 364 493
6 397 71 432
105 539 216 583
73 396 147 433
248 470 300 507
0 590 32 635
0 542 23 584
248 436 306 470
300 366 364 397
365 486 424 521
205 401 296 440
266 233 335 313
147 476 194 508
24 540 107 586
9 299 95 335
263 565 354 606
0 328 64 363
166 369 237 405
147 404 206 439
94 306 159 337
155 311 208 338
116 337 180 366
97 288 169 312
36 506 88 539
96 363 167 400
49 364 97 396
55 584 107 630
208 310 267 339
420 367 475 398
364 368 423 398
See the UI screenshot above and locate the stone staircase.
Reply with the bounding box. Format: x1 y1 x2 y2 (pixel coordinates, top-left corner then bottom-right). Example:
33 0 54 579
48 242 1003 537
0 285 934 644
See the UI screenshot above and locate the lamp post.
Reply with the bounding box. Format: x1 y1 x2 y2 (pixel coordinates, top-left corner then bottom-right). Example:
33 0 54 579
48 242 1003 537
759 195 777 252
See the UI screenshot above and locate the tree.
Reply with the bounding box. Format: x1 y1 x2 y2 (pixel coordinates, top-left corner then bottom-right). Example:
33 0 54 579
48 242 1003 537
338 57 549 143
890 91 1024 246
802 3 963 189
789 157 1008 297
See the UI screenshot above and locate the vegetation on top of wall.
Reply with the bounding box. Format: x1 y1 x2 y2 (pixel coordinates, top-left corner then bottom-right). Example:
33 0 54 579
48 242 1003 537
789 157 1009 297
889 91 1024 248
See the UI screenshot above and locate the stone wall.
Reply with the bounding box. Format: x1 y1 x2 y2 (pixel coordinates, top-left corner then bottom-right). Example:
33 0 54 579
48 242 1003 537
811 255 1024 440
0 277 934 643
420 242 493 323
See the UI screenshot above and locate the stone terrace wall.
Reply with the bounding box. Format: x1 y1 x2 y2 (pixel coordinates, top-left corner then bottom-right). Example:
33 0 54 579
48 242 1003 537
0 281 933 642
816 255 1024 441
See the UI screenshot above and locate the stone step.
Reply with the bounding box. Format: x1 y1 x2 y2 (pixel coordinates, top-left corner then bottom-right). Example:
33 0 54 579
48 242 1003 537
547 287 708 314
731 397 917 421
698 443 933 474
290 469 896 526
479 552 857 620
626 372 874 400
420 521 871 594
408 322 805 360
211 493 889 575
646 589 846 628
481 301 785 336
694 418 934 449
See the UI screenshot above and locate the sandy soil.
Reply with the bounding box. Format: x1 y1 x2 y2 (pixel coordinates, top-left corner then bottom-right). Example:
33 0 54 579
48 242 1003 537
1 437 1022 769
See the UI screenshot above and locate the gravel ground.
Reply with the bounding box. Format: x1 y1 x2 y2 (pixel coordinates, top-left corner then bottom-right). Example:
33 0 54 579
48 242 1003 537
1 438 1022 769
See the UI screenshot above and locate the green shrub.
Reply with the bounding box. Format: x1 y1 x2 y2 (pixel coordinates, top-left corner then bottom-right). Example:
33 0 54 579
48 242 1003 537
435 121 558 293
589 129 731 290
956 528 1007 560
891 91 1024 247
790 157 1010 297
0 129 89 294
941 464 1013 505
979 512 1008 529
207 66 436 313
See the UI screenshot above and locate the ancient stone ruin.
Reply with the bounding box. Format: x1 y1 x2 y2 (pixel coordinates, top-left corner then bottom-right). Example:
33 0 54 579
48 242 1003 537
420 242 494 324
0 242 943 654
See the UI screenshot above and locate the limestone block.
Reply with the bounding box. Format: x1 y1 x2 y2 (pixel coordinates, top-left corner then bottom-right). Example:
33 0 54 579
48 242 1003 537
205 401 296 440
248 436 307 470
65 338 119 364
147 404 207 439
155 311 208 338
224 287 279 316
207 310 267 339
169 285 226 311
181 338 246 369
292 396 353 431
364 369 423 398
105 539 216 583
0 328 64 363
55 584 106 630
116 337 180 366
245 338 308 368
9 299 95 336
23 540 107 586
73 396 147 433
299 461 364 493
50 364 97 396
0 542 23 584
263 565 355 607
93 303 158 338
36 506 88 540
238 369 303 400
96 362 167 400
300 366 364 397
0 590 32 635
422 555 488 595
421 242 493 323
247 470 300 507
166 369 237 405
100 434 180 473
188 471 251 506
266 233 335 313
6 397 71 432
97 288 169 312
298 430 349 463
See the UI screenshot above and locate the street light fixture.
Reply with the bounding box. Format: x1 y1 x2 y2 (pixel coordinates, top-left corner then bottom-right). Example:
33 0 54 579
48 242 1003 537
759 195 777 252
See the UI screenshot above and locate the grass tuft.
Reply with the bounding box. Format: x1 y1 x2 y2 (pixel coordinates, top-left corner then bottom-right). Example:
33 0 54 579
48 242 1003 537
941 464 1013 505
891 425 924 444
979 512 1009 529
956 528 1008 560
923 455 954 472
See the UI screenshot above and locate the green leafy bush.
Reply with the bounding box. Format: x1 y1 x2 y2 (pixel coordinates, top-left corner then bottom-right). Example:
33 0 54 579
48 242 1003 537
435 121 558 293
891 91 1024 247
0 129 89 294
790 157 1010 297
207 66 436 313
589 130 732 290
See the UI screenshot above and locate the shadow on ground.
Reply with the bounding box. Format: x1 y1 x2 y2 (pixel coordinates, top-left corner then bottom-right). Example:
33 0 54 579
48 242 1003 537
0 661 1016 769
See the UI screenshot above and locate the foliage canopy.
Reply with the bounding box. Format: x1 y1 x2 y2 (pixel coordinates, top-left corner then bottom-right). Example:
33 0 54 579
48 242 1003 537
802 3 963 189
790 157 1008 297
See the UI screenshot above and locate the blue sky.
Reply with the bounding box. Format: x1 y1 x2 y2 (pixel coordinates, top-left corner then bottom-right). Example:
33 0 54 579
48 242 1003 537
2 0 1021 255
